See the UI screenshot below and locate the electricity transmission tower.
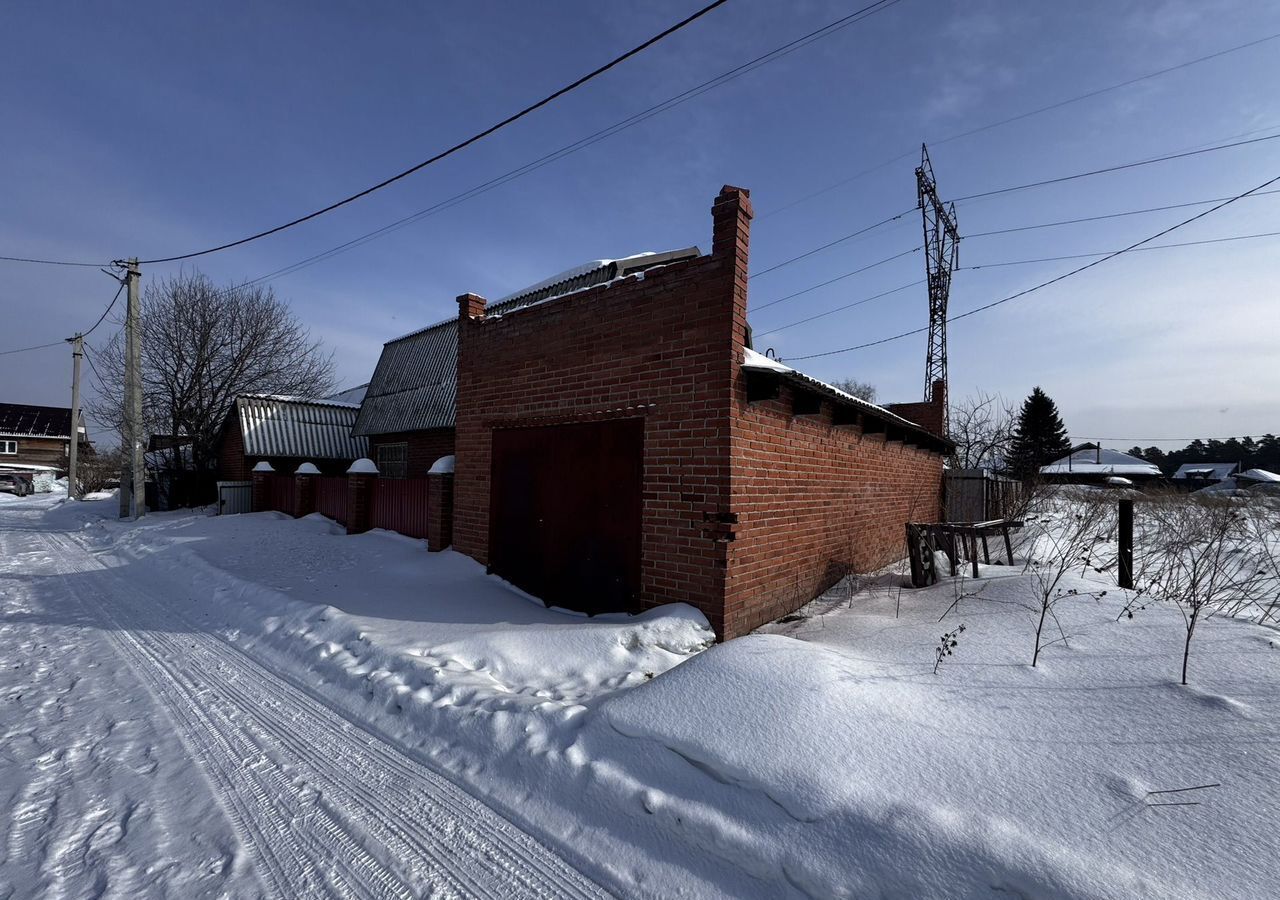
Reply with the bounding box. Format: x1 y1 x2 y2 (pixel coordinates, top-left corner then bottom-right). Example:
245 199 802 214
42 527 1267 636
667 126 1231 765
916 144 959 435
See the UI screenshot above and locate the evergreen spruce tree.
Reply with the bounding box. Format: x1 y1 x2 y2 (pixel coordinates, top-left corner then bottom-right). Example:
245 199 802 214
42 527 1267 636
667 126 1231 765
1007 387 1072 480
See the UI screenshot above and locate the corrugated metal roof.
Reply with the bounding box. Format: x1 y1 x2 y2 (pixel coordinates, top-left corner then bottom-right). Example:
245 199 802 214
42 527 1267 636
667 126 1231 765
355 248 700 436
237 395 369 460
353 320 458 436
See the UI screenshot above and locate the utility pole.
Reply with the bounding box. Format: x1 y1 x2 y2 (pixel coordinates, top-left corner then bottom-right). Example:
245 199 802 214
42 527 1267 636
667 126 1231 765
67 334 83 500
916 144 960 436
119 259 145 519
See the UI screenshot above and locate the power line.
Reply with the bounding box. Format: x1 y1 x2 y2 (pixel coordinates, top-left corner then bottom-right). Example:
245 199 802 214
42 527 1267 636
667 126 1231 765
129 1 734 266
759 29 1280 219
751 246 920 312
750 207 913 277
754 279 923 336
0 340 64 357
750 225 1280 336
0 279 129 356
965 188 1280 238
960 229 1280 270
782 170 1280 362
82 279 127 338
191 0 908 298
0 255 107 267
751 183 1280 282
951 133 1280 204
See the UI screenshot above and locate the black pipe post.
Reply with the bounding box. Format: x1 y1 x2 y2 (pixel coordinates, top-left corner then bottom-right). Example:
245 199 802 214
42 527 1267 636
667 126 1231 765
1118 498 1134 590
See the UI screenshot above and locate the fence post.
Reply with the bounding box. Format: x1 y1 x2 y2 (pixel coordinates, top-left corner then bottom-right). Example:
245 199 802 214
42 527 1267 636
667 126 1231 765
346 458 378 535
426 455 455 552
294 462 319 518
1118 498 1134 589
251 461 273 512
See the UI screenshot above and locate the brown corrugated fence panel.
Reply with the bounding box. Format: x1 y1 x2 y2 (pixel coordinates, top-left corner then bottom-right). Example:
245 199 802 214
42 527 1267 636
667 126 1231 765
369 478 431 539
267 473 295 516
315 476 348 525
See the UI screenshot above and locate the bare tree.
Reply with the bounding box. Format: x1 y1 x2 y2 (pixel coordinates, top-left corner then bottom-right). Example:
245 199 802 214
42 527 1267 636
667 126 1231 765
830 377 876 403
1122 495 1270 684
1020 488 1117 666
89 271 335 479
949 390 1014 470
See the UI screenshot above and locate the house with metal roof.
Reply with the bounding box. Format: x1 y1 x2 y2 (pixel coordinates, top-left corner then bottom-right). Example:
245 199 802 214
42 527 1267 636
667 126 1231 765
1172 461 1239 487
351 248 700 479
217 394 370 481
1039 443 1164 485
0 401 91 475
423 186 950 639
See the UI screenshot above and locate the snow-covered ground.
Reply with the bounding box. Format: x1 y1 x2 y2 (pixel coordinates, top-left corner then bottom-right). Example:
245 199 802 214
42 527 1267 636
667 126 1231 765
2 490 1277 898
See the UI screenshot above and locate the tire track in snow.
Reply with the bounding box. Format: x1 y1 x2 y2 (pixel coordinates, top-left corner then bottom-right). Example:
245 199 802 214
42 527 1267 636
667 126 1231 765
41 529 611 900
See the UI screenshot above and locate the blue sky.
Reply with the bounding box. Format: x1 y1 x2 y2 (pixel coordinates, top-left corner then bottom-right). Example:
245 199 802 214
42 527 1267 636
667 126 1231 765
2 0 1277 449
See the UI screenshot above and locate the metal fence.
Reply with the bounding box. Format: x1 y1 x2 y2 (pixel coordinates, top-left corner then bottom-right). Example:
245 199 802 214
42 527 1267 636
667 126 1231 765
216 480 252 515
946 469 1025 522
315 476 348 525
266 473 295 517
370 478 432 539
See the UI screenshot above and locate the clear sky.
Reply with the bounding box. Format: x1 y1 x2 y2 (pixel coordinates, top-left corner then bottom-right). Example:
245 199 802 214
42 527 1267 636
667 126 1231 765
2 0 1277 450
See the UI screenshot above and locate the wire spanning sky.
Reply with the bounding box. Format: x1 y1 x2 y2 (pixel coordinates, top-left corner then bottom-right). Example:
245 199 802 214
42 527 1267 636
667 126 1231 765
2 0 1277 448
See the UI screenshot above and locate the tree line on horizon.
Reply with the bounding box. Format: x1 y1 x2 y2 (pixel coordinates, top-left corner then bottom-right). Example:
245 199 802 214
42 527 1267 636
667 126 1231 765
1127 436 1280 478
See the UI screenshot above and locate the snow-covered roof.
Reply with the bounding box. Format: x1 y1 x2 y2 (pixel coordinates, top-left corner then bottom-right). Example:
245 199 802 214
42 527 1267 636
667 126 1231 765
1040 447 1162 477
234 395 369 461
1238 468 1280 483
1172 462 1238 481
741 348 950 452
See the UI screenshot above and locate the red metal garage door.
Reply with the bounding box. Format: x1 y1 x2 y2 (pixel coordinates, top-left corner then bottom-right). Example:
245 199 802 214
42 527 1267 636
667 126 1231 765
489 418 643 615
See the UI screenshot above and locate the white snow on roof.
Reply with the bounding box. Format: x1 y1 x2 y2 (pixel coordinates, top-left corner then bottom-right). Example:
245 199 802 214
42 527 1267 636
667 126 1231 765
742 347 793 374
1041 447 1162 477
1239 468 1280 482
326 383 370 406
740 348 930 433
494 253 658 304
1173 462 1238 481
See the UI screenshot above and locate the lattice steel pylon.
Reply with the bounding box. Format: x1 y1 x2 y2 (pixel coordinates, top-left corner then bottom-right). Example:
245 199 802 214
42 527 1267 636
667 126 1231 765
916 143 960 435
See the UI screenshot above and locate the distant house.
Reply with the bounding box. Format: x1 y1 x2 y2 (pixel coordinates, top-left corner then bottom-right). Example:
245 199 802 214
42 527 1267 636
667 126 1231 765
217 394 369 481
0 402 91 476
341 186 951 639
1039 443 1163 486
1172 461 1239 488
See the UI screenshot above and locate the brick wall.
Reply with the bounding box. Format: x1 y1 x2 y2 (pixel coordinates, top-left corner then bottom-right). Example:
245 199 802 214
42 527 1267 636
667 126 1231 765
452 187 752 635
369 429 455 478
725 385 945 637
217 416 247 481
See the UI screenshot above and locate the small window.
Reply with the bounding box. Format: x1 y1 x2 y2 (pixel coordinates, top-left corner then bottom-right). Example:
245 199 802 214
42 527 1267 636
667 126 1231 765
0 440 16 455
377 442 408 479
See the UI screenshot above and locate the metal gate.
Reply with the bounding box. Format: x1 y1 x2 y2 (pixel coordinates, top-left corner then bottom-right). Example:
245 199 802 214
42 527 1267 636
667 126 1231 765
216 480 252 515
489 418 643 615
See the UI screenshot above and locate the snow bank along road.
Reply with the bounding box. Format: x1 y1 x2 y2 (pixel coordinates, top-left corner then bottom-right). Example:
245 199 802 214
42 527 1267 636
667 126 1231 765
0 498 611 899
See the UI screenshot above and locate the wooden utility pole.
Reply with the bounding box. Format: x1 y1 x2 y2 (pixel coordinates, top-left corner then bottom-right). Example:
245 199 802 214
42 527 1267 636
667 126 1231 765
67 334 83 500
119 259 145 519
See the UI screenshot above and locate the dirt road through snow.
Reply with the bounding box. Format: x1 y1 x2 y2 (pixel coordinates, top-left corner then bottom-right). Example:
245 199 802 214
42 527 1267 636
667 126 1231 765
0 498 612 899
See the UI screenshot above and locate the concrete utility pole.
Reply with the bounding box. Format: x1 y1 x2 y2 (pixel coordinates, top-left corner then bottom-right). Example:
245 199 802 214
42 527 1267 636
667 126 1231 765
67 334 83 500
916 144 960 436
119 259 145 519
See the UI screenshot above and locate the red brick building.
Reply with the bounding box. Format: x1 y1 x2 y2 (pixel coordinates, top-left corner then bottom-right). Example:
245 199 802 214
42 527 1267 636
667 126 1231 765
356 186 949 639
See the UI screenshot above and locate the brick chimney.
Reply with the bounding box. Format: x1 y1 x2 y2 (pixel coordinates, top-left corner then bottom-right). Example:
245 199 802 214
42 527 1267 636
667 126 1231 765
457 292 487 321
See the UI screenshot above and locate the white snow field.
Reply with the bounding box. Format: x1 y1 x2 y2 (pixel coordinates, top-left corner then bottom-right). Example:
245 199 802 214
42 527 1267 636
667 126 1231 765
2 489 1278 898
